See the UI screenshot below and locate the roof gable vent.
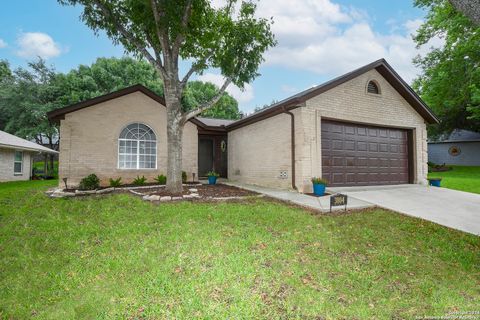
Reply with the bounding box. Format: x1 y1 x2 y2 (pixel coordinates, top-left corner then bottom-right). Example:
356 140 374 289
367 80 380 94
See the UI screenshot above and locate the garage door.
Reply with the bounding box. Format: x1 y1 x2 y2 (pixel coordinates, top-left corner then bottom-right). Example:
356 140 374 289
321 120 410 187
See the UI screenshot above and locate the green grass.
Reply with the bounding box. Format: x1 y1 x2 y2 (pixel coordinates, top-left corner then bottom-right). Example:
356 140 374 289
32 161 59 178
0 180 479 319
429 166 480 194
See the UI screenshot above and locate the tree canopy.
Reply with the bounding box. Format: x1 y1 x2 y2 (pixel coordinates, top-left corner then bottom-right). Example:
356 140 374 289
0 57 242 148
413 0 480 137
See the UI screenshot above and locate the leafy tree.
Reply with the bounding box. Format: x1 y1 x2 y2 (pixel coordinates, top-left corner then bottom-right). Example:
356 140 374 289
0 59 61 173
183 81 241 120
413 0 480 138
58 0 276 192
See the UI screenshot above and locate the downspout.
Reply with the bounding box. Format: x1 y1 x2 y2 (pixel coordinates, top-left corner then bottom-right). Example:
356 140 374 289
283 107 296 190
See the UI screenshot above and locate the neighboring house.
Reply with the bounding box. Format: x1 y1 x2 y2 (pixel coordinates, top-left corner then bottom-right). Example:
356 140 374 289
0 130 58 182
47 59 439 192
428 129 480 166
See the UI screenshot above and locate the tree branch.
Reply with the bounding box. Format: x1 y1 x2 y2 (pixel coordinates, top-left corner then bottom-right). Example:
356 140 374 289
150 0 173 70
183 78 232 120
172 0 193 57
180 51 214 88
92 0 166 77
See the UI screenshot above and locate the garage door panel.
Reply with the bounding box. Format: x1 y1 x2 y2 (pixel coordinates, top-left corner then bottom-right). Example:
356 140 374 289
321 120 409 187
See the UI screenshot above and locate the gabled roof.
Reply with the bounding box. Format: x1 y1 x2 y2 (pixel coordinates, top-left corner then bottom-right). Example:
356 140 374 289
0 130 58 153
48 59 439 133
46 84 216 131
227 58 439 130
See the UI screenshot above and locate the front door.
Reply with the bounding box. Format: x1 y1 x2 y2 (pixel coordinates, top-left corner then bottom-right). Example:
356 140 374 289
198 138 214 177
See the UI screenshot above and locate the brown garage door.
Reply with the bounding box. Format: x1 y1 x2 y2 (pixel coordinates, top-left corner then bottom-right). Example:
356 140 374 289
321 120 410 187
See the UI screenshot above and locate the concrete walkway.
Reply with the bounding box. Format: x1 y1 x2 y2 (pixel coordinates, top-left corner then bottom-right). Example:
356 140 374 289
329 185 480 235
225 182 374 212
226 181 480 235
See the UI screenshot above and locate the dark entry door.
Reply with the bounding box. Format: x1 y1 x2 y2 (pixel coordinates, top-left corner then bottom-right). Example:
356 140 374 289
198 138 214 177
321 120 410 187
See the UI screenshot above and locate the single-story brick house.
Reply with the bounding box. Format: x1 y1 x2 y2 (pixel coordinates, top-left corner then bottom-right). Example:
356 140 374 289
0 130 58 182
48 59 439 192
428 129 480 166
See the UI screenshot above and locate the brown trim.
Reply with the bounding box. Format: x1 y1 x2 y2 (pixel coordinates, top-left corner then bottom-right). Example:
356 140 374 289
46 84 216 132
407 129 415 184
47 85 165 123
284 108 296 190
227 58 439 131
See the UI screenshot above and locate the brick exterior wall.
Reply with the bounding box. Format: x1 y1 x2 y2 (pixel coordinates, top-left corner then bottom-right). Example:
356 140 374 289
229 69 428 192
228 112 297 189
298 69 428 192
0 148 32 182
58 91 198 187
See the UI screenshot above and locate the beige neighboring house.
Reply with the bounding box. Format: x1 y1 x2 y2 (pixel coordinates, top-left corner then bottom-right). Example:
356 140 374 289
48 59 439 192
0 130 58 182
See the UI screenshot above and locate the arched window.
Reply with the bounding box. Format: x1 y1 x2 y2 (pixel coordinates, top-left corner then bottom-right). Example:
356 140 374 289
118 123 157 169
367 80 380 94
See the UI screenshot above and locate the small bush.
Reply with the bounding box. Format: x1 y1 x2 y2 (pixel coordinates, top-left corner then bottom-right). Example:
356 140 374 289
206 171 219 177
109 177 122 187
182 171 187 183
311 177 327 185
154 174 167 185
79 174 100 190
133 175 147 186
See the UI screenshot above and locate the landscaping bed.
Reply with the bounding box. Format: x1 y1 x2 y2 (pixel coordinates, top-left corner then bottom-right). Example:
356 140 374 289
144 184 258 198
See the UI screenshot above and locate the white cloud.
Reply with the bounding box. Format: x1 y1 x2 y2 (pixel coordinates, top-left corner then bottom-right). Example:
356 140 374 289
16 32 63 59
254 0 443 84
0 39 7 48
197 73 254 104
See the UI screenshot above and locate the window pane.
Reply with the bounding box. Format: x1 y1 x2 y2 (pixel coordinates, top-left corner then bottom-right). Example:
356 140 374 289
15 151 23 162
14 162 22 173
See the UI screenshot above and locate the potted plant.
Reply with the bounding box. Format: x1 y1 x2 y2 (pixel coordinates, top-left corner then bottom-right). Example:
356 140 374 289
428 177 442 187
207 171 219 185
311 177 328 196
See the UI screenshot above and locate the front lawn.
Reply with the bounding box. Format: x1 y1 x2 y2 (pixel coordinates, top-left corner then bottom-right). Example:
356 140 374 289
0 181 478 319
428 165 480 194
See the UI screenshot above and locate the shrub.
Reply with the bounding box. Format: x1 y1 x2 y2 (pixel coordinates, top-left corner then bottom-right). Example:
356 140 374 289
79 174 100 190
182 171 187 183
154 174 167 185
133 175 147 186
311 177 327 185
206 171 219 177
109 177 122 187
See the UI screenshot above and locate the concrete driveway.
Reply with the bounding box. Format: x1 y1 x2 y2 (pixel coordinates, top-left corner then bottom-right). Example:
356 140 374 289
329 185 480 235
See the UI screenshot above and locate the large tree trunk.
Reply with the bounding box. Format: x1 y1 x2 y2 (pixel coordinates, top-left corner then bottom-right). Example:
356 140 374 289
450 0 480 25
164 82 185 194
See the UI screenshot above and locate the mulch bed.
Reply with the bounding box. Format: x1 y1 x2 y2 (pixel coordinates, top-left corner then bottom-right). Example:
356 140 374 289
145 184 258 198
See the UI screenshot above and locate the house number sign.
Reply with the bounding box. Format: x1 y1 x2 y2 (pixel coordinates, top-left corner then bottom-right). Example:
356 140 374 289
330 193 348 212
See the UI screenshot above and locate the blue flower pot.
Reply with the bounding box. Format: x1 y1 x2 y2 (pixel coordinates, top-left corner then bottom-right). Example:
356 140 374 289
313 183 326 196
208 176 217 185
429 179 441 187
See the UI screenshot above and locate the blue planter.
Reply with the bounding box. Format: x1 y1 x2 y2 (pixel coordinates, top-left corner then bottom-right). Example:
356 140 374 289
429 179 441 187
313 183 326 196
208 176 217 185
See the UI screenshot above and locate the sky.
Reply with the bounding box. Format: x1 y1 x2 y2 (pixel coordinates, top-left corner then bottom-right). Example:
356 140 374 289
0 0 441 113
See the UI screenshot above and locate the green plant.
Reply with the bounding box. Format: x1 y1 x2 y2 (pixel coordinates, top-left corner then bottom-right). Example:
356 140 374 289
109 177 122 187
78 174 100 190
154 174 167 185
133 175 147 186
206 171 220 178
311 177 327 185
182 171 187 183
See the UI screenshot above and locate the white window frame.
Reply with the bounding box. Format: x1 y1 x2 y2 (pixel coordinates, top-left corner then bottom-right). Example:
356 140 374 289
14 150 23 175
117 124 157 170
